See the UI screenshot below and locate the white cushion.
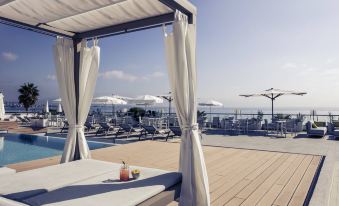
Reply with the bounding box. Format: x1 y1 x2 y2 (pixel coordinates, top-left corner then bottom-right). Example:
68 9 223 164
0 197 28 206
24 165 181 206
0 160 122 201
0 167 16 176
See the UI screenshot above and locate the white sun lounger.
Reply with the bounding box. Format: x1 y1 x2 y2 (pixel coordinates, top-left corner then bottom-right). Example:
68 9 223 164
0 159 181 206
0 197 28 206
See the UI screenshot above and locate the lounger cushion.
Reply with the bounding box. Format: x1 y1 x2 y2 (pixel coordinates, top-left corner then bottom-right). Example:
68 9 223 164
333 130 339 137
308 127 327 136
0 160 122 201
0 167 15 176
0 197 28 206
24 166 181 206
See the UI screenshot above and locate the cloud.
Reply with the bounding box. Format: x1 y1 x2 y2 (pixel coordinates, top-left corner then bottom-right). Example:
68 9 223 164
47 74 56 80
99 70 138 81
281 62 298 70
1 52 18 61
140 71 165 80
99 70 165 82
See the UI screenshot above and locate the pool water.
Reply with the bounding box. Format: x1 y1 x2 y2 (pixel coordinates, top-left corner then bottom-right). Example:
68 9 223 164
0 133 113 166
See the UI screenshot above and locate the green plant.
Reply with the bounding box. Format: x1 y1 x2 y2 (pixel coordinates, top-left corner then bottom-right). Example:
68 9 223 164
274 113 291 120
18 83 39 113
257 110 264 121
197 110 207 121
296 113 305 122
128 107 145 121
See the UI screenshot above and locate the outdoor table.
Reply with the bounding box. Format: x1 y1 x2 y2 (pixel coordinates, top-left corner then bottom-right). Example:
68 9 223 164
275 120 287 137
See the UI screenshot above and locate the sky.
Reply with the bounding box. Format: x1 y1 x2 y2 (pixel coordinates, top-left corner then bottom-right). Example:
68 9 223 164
1 0 339 108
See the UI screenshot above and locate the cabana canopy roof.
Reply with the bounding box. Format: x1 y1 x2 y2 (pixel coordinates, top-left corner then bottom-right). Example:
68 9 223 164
0 0 196 38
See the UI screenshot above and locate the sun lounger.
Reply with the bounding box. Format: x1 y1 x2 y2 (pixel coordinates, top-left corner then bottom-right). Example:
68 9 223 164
306 121 327 137
0 159 181 206
119 124 144 140
84 122 98 132
167 126 182 141
142 125 170 140
95 123 116 135
17 117 30 125
60 121 69 133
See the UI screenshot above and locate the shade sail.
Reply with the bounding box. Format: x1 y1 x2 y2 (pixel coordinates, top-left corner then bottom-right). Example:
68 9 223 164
0 0 196 38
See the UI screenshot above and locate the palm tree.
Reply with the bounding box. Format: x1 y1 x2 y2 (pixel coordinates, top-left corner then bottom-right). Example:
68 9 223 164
18 83 39 113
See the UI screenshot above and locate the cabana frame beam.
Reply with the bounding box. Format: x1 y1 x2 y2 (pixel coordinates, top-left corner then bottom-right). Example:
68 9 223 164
0 0 194 40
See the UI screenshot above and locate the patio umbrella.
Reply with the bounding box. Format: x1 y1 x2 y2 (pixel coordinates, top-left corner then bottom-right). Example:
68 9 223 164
198 100 223 121
129 95 163 107
92 96 127 117
53 98 61 103
45 100 49 113
239 88 307 120
57 103 63 113
0 93 5 119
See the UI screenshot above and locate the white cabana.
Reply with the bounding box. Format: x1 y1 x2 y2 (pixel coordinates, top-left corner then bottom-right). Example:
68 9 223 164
44 100 49 113
0 93 5 120
0 1 209 205
164 11 210 206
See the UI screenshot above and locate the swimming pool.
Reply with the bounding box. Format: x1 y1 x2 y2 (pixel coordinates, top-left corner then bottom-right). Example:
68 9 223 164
0 133 113 166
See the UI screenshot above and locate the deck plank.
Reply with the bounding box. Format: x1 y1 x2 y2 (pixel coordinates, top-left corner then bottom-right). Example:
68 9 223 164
5 140 322 206
273 155 313 206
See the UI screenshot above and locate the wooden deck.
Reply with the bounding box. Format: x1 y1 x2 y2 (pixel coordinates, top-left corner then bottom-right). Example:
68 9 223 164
7 141 323 206
0 121 47 134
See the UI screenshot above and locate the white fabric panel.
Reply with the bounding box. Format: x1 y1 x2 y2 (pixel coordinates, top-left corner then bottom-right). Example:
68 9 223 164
53 37 100 163
0 0 125 25
53 37 77 163
48 0 172 33
0 93 5 119
76 39 100 161
164 11 210 206
0 0 171 33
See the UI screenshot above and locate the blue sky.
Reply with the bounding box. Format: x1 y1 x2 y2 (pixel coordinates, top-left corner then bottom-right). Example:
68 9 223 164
1 0 339 108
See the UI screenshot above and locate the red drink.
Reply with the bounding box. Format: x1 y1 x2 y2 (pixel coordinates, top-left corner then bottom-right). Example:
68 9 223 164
120 167 129 181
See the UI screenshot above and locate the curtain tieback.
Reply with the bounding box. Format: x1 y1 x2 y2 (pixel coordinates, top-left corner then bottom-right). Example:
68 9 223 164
69 124 84 131
181 123 199 131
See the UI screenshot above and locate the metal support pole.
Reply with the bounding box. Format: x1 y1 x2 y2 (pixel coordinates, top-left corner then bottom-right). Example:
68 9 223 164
271 95 274 121
73 38 82 161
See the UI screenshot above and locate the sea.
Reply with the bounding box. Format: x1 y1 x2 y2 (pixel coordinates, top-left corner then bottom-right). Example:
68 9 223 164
5 103 339 122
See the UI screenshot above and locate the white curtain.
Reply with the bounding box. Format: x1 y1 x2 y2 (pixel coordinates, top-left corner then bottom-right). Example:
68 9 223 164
164 11 210 206
0 93 5 119
53 37 100 163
